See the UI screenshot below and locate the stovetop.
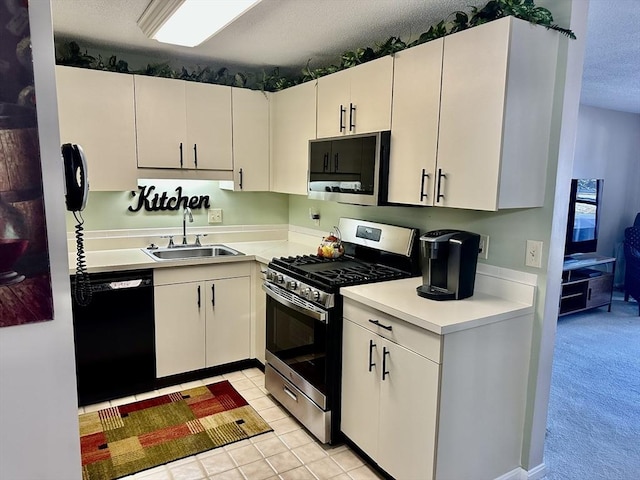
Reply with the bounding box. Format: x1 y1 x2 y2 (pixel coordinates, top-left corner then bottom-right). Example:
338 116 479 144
270 254 410 289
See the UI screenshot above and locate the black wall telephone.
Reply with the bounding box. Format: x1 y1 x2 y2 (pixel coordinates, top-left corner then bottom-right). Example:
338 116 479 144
62 143 92 306
62 143 88 212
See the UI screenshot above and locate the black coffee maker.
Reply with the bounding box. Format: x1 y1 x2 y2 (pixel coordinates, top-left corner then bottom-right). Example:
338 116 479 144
417 229 481 301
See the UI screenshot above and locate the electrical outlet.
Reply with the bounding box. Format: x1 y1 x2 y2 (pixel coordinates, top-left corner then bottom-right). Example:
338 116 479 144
525 240 543 268
208 208 222 224
309 207 320 226
478 234 489 260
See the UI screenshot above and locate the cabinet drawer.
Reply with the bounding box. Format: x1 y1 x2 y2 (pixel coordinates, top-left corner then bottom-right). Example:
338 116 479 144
343 298 441 363
154 261 251 285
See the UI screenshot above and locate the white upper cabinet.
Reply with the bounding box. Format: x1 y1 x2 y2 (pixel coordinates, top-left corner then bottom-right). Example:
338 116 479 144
270 81 317 195
387 39 443 206
55 66 138 191
219 88 270 191
134 75 233 171
435 16 559 210
316 56 393 138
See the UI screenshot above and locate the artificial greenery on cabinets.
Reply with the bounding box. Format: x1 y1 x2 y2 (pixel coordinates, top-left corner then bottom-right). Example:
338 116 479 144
55 0 575 92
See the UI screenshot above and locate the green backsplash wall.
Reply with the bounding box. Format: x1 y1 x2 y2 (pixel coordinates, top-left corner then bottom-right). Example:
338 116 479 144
289 194 554 273
65 180 289 231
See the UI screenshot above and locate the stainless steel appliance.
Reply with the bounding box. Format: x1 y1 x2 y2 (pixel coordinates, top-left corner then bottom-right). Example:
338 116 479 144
308 131 390 206
263 218 420 443
417 230 481 301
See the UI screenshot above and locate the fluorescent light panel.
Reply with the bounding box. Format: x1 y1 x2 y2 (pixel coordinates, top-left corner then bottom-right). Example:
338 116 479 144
140 0 261 48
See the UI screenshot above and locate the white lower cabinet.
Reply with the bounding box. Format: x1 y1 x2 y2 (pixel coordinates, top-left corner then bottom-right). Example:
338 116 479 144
341 297 533 480
154 263 251 378
341 316 439 480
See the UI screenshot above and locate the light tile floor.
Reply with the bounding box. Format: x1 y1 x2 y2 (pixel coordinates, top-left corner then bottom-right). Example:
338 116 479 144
79 368 384 480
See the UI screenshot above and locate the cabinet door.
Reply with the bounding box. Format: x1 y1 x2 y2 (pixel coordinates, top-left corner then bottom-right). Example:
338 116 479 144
586 274 614 308
316 68 351 138
234 88 270 191
341 319 380 460
377 338 439 480
270 81 317 195
205 276 251 367
135 75 187 169
221 88 270 191
348 56 393 135
56 66 137 191
155 282 206 377
388 40 442 206
437 19 509 210
185 82 233 170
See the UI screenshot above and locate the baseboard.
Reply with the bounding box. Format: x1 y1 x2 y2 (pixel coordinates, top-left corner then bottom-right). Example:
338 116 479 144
493 463 546 480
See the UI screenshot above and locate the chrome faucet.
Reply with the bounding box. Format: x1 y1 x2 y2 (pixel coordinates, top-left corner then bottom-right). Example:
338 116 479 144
182 207 193 245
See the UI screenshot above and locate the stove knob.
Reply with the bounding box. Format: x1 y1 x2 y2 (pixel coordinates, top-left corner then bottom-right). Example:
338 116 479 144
266 271 275 281
310 290 321 301
277 275 286 285
286 280 298 290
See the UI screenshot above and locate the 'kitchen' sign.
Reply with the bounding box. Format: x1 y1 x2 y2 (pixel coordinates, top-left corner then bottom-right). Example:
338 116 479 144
129 185 211 212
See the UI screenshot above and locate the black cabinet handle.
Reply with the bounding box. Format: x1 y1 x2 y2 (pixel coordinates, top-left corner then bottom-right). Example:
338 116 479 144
193 144 198 168
368 339 376 372
349 103 356 131
179 142 183 168
436 168 446 202
339 104 346 132
369 319 392 331
323 153 329 172
211 283 215 307
239 168 243 190
382 347 390 380
420 168 430 201
334 153 339 172
197 285 201 308
588 288 592 301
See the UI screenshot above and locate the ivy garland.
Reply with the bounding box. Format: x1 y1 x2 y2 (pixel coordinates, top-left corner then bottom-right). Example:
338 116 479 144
55 0 575 92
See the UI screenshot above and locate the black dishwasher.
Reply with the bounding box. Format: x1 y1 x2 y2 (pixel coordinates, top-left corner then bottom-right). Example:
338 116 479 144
71 269 156 406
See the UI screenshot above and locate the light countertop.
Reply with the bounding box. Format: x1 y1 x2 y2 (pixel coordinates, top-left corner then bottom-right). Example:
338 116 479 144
341 277 534 335
68 240 317 275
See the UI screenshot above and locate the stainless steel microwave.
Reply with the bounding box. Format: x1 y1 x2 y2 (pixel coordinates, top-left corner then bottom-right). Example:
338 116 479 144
308 131 390 206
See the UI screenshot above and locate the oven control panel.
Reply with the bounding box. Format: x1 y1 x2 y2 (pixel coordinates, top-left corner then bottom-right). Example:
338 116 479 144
265 268 334 309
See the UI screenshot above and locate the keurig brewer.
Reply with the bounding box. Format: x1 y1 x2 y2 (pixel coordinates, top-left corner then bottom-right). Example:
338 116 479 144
417 230 481 301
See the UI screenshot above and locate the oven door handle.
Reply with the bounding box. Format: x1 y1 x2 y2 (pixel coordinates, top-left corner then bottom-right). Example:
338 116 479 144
262 283 328 323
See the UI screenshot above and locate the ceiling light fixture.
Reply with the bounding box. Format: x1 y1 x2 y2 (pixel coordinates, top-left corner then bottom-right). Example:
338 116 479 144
138 0 261 48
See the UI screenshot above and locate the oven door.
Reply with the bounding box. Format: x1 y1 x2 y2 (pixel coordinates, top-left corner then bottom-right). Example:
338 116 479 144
263 282 330 410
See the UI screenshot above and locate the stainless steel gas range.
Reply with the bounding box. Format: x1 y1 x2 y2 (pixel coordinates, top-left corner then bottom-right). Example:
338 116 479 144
262 218 421 444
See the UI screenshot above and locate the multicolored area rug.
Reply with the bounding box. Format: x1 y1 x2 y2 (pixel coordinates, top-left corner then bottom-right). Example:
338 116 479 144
79 380 272 480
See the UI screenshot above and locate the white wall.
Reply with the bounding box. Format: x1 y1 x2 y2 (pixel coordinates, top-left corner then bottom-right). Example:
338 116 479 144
0 2 81 479
573 104 640 258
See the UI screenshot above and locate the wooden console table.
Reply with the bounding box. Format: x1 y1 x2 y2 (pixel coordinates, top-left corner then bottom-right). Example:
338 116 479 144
559 253 616 316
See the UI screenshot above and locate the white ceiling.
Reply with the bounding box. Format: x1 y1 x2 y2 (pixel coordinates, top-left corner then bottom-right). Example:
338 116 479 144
50 0 640 114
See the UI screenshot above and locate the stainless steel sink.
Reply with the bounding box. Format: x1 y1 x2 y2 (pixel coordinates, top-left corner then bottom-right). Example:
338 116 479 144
142 245 244 261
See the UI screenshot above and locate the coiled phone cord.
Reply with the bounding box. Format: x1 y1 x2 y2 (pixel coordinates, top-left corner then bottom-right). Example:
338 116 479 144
73 210 92 307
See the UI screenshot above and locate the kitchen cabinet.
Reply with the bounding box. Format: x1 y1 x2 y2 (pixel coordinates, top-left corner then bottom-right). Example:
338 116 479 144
341 296 533 480
154 263 251 378
219 88 270 191
316 56 393 138
559 254 615 316
435 16 559 210
55 66 137 191
270 81 317 195
387 39 443 206
341 304 439 480
134 75 233 171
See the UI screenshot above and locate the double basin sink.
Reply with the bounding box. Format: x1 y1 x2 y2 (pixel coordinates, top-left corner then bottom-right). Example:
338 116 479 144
142 244 244 262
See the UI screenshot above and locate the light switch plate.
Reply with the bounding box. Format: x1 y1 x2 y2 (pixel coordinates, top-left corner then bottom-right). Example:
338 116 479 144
208 208 222 224
525 240 543 268
479 235 489 260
